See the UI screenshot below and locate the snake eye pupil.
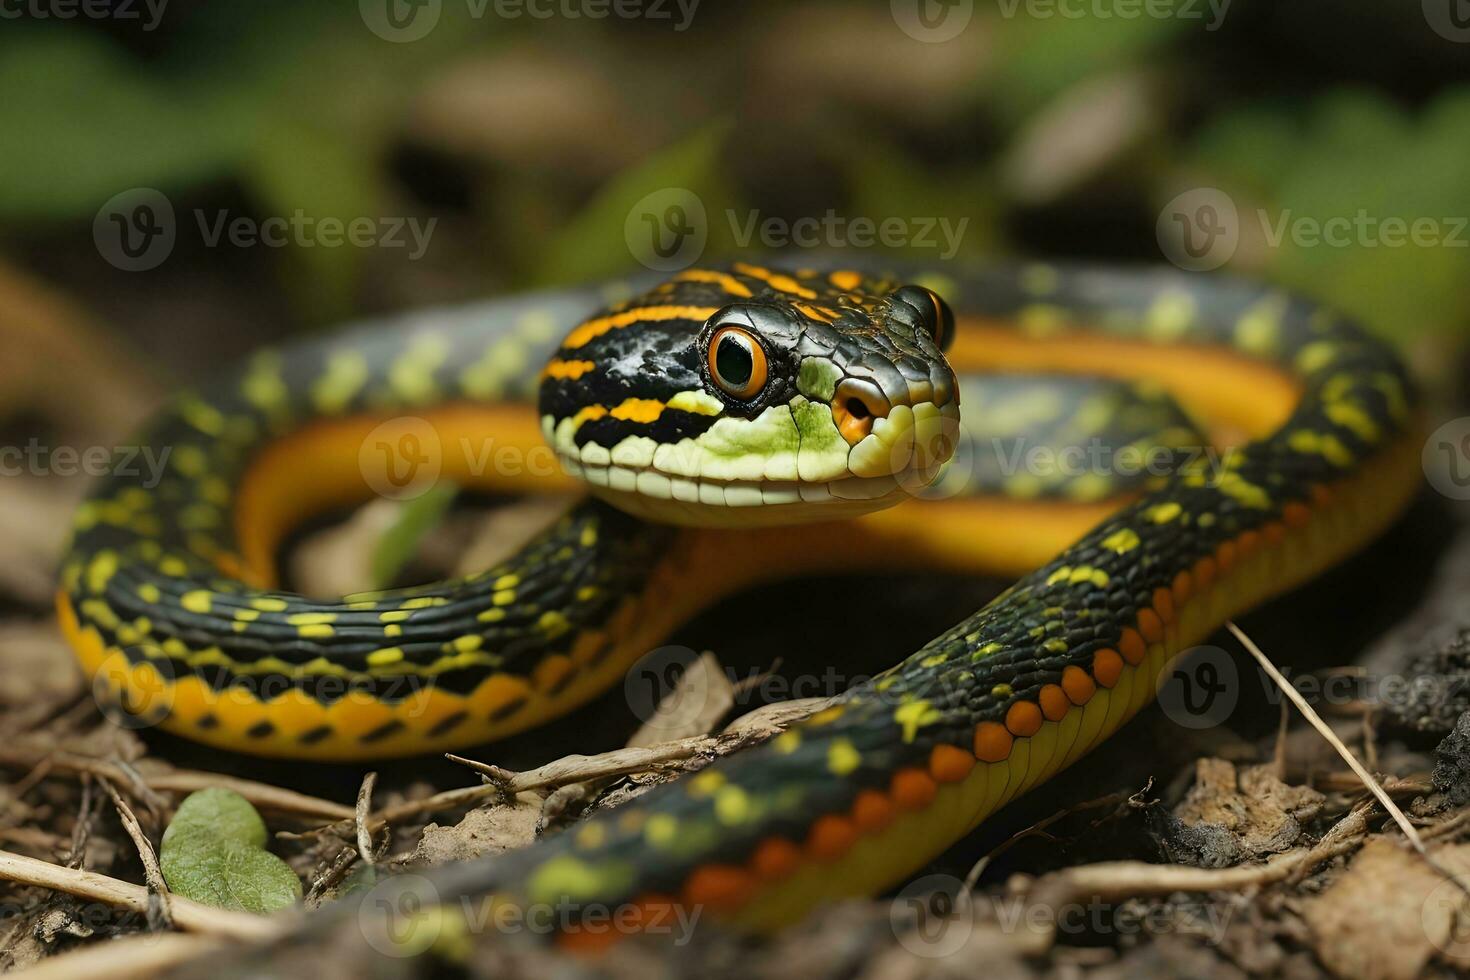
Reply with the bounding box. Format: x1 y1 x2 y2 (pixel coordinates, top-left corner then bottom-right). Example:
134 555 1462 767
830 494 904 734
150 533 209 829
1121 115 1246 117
716 336 753 387
706 324 770 402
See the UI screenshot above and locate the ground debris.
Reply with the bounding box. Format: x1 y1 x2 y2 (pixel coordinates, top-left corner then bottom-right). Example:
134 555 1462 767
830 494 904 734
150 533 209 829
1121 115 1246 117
1157 758 1326 867
1301 838 1470 980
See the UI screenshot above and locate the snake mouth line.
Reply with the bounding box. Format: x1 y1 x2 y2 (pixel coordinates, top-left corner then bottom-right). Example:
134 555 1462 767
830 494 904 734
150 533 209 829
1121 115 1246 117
549 449 940 514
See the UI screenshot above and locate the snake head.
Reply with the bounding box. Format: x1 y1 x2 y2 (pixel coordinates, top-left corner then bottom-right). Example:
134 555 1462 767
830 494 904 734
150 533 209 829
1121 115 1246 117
538 264 960 526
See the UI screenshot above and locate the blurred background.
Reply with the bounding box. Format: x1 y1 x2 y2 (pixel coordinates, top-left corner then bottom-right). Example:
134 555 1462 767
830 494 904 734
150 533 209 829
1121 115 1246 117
4 0 1470 372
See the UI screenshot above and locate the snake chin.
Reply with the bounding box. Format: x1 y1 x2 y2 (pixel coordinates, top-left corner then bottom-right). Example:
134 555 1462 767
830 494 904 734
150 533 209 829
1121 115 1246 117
555 452 947 527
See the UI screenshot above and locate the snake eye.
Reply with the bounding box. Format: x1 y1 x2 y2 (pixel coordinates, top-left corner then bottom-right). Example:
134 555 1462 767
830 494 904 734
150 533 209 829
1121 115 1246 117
893 284 956 352
707 325 769 401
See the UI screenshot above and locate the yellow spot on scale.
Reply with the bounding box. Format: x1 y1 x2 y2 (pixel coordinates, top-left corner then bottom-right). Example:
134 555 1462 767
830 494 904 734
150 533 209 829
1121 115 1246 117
893 700 941 743
1234 294 1289 356
827 739 862 776
251 598 289 612
713 786 752 825
136 583 162 604
643 813 678 847
312 351 370 414
1102 528 1141 554
687 770 726 797
81 554 123 596
367 647 405 667
1145 291 1197 341
537 611 570 638
298 624 335 639
1147 501 1183 524
772 731 801 755
287 612 337 626
388 334 449 405
180 591 213 614
241 353 288 412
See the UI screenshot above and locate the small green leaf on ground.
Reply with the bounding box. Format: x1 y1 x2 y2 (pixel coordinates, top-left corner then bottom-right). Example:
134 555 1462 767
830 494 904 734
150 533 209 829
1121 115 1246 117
160 788 302 915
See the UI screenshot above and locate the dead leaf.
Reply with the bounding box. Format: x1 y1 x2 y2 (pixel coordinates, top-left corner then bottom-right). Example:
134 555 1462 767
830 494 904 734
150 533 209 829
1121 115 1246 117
1303 839 1470 980
1166 758 1325 866
402 792 541 867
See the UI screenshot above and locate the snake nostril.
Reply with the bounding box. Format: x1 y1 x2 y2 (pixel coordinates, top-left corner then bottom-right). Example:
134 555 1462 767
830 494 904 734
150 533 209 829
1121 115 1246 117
833 379 893 446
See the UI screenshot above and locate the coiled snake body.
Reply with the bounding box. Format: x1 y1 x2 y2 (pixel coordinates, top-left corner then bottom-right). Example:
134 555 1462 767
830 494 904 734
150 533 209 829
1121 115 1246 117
59 261 1422 939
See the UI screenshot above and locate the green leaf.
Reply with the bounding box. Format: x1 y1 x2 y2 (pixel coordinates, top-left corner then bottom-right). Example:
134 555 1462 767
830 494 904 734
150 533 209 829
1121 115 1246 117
531 121 736 286
160 789 302 915
370 483 461 590
0 30 244 222
242 118 389 324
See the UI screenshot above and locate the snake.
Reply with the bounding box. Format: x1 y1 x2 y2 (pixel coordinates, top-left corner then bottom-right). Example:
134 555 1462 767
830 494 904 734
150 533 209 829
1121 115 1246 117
57 260 1423 945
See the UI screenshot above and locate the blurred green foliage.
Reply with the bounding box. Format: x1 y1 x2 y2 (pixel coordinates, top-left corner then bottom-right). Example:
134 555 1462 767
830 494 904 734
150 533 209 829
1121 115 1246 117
1 1 1467 343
